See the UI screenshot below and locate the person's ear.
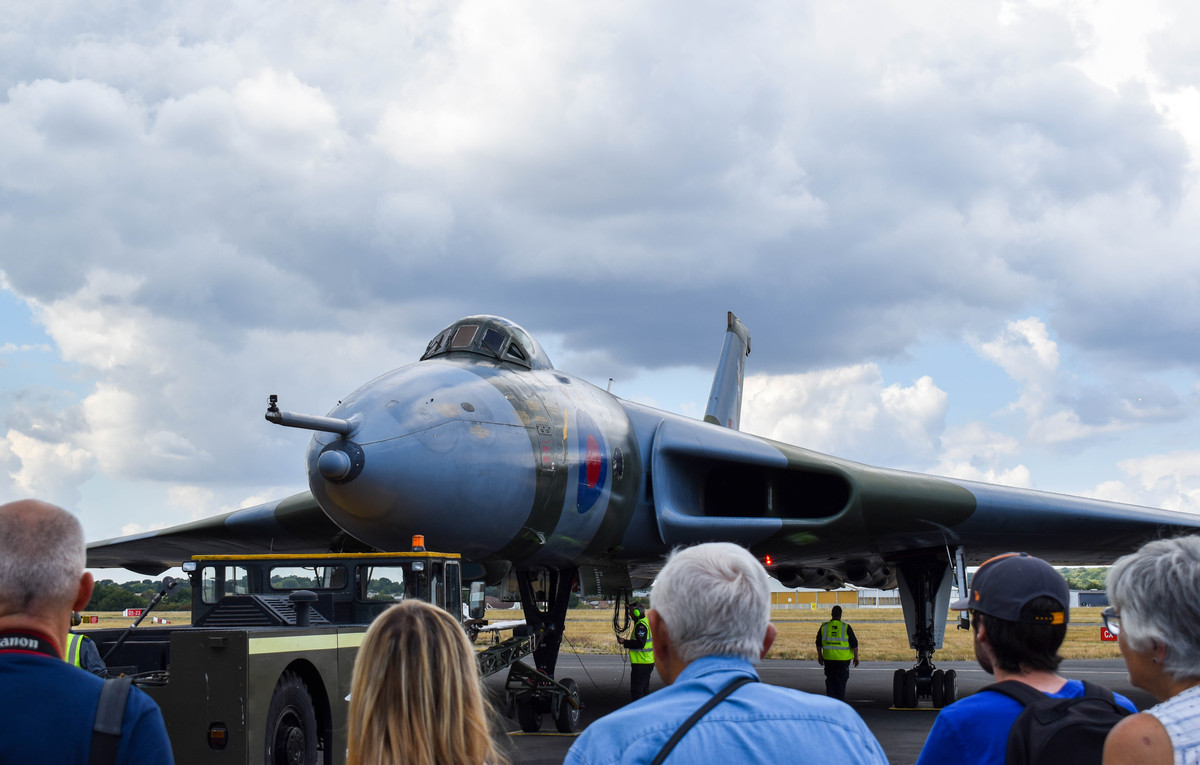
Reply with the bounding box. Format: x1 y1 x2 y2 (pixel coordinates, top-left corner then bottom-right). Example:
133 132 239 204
760 623 777 659
72 572 94 613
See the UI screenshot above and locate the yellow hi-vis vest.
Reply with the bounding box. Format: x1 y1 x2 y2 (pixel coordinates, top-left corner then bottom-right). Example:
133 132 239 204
64 632 85 667
630 615 654 664
820 620 853 661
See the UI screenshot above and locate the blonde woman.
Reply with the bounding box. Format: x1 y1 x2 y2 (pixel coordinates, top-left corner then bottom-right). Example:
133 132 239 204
346 600 509 765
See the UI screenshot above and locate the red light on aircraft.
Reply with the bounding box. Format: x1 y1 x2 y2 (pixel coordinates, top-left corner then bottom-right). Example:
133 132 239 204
764 555 773 566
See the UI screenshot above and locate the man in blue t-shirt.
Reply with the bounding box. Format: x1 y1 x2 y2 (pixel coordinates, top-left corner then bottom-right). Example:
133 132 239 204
916 552 1135 765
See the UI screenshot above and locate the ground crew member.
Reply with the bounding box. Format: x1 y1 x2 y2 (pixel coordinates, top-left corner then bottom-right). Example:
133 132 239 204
618 602 654 700
816 605 859 701
65 611 108 676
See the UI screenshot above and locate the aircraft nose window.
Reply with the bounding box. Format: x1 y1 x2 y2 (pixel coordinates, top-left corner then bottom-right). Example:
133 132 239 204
420 316 552 369
451 325 479 348
482 328 506 355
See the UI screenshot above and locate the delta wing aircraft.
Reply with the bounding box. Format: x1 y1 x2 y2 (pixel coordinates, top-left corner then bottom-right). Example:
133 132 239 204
89 313 1200 708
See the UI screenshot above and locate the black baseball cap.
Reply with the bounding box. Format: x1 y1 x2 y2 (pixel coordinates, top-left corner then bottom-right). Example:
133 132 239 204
951 552 1069 625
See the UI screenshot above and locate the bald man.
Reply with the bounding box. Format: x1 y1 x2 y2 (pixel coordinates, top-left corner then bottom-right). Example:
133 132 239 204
0 499 174 764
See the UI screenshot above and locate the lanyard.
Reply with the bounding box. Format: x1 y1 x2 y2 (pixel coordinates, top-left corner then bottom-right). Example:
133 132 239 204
0 630 60 658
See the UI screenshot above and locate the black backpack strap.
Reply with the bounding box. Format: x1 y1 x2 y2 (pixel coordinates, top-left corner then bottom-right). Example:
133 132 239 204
91 675 132 765
650 675 757 765
981 679 1048 707
1079 680 1118 705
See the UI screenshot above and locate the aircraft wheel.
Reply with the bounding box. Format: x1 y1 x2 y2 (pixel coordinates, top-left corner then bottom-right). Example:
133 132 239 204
902 669 919 708
931 669 945 708
265 671 318 765
554 678 581 733
516 695 542 733
943 669 958 705
892 669 906 707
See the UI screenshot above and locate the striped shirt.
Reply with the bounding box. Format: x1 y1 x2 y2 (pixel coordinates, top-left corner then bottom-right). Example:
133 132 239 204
1148 683 1200 765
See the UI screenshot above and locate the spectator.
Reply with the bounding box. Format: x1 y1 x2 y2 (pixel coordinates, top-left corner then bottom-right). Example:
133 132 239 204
1102 536 1200 765
916 552 1135 765
565 542 887 765
346 599 509 765
0 499 174 764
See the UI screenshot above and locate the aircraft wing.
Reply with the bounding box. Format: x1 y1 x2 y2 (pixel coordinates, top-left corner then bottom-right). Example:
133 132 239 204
647 416 1200 582
86 492 371 575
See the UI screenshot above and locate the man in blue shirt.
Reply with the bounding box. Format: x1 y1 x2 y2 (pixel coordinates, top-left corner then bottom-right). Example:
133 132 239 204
565 542 887 765
0 499 174 764
916 552 1136 765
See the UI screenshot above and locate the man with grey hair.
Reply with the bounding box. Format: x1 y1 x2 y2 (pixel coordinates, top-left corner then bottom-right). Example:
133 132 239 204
565 542 886 764
0 499 174 764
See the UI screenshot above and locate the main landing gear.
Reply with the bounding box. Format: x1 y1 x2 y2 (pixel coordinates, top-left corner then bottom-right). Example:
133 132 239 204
891 555 960 709
506 567 582 733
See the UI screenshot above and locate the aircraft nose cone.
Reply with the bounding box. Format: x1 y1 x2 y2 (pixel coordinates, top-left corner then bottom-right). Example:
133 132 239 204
316 449 352 480
306 362 536 560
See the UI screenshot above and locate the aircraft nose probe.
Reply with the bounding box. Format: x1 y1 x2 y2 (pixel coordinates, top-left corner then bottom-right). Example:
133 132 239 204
265 395 364 482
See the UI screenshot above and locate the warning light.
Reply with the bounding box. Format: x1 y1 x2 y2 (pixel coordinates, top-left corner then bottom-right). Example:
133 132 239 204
208 724 228 750
411 535 426 552
764 555 773 566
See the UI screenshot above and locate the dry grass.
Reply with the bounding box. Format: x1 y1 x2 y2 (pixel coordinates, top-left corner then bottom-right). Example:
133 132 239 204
78 611 191 629
556 606 1124 661
79 607 1123 663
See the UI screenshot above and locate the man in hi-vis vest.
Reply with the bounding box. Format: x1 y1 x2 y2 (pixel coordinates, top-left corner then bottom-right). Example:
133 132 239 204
816 605 859 701
618 602 654 700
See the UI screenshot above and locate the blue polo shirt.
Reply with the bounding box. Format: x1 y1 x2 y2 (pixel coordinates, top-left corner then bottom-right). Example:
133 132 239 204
0 631 174 764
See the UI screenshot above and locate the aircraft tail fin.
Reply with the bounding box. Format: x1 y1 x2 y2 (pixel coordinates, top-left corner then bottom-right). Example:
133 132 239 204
703 312 751 430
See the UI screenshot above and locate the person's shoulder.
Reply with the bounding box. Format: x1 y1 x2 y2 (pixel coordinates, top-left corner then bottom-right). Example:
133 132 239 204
1060 678 1138 712
938 686 1022 719
1103 712 1172 765
745 683 865 720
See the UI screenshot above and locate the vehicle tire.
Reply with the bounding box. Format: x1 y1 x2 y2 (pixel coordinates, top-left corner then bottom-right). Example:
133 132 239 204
265 671 318 765
892 669 906 708
516 695 542 733
554 678 581 733
902 669 918 708
931 669 945 708
943 669 958 705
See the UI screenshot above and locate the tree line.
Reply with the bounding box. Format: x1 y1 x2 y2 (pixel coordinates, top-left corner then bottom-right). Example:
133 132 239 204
86 579 192 612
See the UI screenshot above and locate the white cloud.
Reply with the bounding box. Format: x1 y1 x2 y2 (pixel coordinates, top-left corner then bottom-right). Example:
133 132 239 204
1 0 1199 541
932 422 1034 488
1088 450 1200 513
742 365 948 468
2 429 95 505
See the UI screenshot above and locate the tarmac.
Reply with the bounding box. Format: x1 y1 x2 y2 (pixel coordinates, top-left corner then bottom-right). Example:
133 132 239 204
485 654 1152 765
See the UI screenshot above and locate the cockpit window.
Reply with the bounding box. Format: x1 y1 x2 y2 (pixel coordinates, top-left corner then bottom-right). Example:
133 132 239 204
451 325 478 349
482 328 506 355
424 330 451 357
420 316 552 370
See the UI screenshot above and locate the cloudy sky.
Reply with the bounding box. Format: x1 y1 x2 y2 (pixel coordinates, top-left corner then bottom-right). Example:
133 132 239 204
3 0 1199 567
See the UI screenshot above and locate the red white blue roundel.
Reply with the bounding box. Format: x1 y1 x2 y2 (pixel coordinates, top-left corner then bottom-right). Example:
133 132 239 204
575 410 608 514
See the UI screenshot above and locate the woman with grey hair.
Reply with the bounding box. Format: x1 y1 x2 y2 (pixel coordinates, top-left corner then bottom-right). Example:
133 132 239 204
1102 535 1200 765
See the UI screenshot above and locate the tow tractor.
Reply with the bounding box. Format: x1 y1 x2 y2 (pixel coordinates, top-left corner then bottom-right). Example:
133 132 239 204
86 540 577 765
